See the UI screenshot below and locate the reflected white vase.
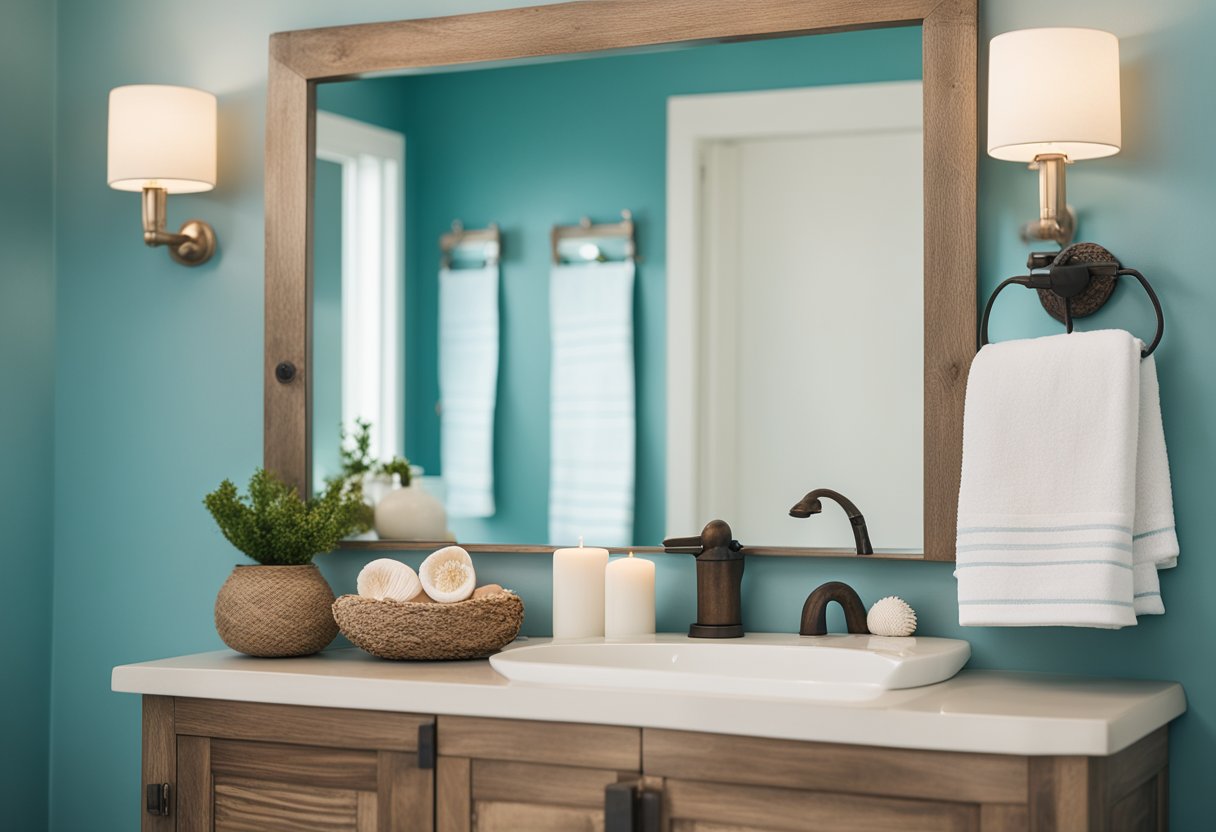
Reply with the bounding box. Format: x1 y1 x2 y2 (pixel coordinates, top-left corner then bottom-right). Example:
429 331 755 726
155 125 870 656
374 478 450 541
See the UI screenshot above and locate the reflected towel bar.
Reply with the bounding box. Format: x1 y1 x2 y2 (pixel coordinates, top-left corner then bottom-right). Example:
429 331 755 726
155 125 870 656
551 209 636 264
440 220 501 269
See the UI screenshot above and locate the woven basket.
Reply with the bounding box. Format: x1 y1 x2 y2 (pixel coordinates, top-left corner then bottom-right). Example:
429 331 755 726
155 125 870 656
333 592 524 661
215 564 339 657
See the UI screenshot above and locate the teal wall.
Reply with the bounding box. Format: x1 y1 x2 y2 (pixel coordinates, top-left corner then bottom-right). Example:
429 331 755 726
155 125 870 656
312 158 344 483
316 30 922 545
18 0 1216 829
0 1 56 829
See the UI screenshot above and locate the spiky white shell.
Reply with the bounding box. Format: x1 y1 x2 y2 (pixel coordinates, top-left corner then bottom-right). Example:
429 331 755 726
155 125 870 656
867 596 917 637
419 546 477 603
356 558 422 602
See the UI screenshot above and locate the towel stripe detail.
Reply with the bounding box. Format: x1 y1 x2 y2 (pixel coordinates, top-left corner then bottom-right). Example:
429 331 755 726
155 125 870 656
1133 526 1175 541
1134 591 1162 598
958 598 1135 608
958 523 1132 535
956 541 1133 553
955 559 1132 570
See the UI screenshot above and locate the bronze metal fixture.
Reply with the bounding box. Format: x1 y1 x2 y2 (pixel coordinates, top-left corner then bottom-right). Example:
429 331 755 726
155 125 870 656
799 581 870 636
789 489 873 555
663 519 745 638
141 186 216 266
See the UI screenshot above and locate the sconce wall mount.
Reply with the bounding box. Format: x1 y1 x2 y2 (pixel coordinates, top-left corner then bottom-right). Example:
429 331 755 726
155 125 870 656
108 84 219 267
988 27 1121 250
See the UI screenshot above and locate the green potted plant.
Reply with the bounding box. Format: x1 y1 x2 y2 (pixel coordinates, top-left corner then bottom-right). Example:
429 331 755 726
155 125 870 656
204 467 367 657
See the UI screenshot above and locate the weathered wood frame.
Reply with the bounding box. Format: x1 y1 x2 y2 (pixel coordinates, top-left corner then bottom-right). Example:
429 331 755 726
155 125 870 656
264 0 977 562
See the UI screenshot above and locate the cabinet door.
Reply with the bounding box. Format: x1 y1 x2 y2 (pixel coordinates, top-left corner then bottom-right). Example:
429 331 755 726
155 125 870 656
170 698 434 832
436 716 642 832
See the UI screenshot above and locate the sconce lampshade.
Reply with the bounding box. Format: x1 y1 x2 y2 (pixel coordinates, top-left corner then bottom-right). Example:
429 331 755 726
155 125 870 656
987 28 1121 163
107 85 217 193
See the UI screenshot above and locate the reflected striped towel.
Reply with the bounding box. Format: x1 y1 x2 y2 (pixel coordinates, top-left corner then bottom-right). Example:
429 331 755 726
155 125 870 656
548 261 636 546
956 330 1178 628
439 265 500 518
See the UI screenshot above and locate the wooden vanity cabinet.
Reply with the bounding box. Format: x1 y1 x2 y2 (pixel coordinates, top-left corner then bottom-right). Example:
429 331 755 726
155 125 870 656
143 697 434 832
141 697 1168 832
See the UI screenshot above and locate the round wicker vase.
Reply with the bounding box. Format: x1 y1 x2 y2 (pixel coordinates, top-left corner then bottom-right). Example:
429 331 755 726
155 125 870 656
214 564 339 657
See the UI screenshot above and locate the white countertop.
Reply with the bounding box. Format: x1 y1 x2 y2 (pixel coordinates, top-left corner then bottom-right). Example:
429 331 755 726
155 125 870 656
112 640 1185 757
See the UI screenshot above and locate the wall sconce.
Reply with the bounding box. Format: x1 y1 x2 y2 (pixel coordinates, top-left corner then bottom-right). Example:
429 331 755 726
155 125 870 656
107 85 218 266
988 28 1121 247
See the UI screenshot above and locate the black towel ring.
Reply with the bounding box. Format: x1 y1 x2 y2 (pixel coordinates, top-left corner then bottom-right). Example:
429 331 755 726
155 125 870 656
979 245 1164 359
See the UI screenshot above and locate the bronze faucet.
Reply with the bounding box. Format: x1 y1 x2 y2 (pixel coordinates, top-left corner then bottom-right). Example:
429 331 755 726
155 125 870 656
799 581 870 636
663 519 745 638
789 488 874 555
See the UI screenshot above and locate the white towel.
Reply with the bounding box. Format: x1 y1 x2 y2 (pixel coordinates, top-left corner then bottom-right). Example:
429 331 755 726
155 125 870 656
439 265 500 518
548 261 636 546
955 329 1178 628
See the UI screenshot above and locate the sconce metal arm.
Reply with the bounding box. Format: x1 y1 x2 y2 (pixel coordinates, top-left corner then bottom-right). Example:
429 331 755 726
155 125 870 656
141 186 217 266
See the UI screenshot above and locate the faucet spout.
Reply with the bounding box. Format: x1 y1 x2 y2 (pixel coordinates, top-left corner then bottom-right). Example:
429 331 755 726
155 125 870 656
789 488 874 555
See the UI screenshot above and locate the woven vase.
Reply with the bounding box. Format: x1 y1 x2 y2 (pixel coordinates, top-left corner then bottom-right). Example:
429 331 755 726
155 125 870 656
214 564 339 657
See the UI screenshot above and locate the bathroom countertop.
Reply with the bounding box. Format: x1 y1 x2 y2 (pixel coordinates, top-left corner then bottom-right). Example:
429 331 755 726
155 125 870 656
112 641 1185 758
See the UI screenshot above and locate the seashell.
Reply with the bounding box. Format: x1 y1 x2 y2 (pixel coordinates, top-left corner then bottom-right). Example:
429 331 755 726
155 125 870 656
356 558 422 602
419 546 476 603
472 584 504 599
867 596 917 637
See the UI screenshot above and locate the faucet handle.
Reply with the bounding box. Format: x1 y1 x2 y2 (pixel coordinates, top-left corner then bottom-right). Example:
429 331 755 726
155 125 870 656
662 535 704 554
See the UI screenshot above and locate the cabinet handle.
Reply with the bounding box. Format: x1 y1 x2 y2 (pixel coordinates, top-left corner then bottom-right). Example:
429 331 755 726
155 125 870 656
605 782 661 832
146 782 171 817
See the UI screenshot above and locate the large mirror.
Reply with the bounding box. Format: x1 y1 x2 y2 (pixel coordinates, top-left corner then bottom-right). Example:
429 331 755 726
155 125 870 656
266 0 976 561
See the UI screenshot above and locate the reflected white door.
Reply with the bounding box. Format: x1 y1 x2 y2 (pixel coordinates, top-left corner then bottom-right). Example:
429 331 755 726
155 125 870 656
669 82 923 551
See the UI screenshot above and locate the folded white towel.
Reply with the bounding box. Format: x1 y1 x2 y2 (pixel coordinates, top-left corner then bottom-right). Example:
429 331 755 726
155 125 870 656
1131 356 1179 614
548 261 637 547
956 329 1177 628
439 265 500 518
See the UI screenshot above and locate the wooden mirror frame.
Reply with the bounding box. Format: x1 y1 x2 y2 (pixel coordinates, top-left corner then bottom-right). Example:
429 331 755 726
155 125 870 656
264 0 976 561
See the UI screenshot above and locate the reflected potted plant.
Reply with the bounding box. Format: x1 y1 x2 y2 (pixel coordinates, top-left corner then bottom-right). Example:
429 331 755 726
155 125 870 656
332 419 449 541
204 468 367 657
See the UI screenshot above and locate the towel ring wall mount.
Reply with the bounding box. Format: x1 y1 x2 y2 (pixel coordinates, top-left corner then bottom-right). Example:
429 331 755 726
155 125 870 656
980 242 1164 358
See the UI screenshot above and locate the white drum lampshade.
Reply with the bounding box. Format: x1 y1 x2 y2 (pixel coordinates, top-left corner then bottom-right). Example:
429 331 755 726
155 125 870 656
987 27 1121 163
107 85 217 193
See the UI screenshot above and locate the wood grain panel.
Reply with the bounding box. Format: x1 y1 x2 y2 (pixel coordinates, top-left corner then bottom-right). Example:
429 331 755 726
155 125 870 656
1110 776 1160 832
272 0 940 80
980 804 1028 832
1028 756 1090 831
643 728 1026 804
378 750 433 832
357 791 378 832
921 0 976 561
264 53 313 494
472 759 621 808
665 779 979 832
210 739 379 790
439 716 640 770
1103 728 1168 801
175 697 431 751
214 777 359 832
141 696 175 832
438 757 472 832
176 734 212 832
473 800 604 832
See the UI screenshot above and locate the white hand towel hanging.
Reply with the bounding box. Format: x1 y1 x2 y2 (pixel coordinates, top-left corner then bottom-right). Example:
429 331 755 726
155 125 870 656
548 261 637 547
439 264 500 518
955 329 1178 628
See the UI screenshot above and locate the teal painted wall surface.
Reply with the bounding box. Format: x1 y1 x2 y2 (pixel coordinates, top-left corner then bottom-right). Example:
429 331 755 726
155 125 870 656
38 0 1216 829
316 29 922 545
0 0 56 829
312 158 344 483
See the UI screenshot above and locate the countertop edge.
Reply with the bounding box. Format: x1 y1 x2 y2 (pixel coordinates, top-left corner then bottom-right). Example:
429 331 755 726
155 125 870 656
110 653 1187 758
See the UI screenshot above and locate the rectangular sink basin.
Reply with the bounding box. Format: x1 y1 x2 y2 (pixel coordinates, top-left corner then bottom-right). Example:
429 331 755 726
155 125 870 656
489 633 970 702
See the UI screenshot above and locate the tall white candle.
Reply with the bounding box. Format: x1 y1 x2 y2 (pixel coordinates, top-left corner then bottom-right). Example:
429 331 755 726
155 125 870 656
605 552 656 639
552 538 609 639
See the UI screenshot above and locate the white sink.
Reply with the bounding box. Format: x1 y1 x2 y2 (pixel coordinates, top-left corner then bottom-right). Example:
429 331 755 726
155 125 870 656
489 633 970 702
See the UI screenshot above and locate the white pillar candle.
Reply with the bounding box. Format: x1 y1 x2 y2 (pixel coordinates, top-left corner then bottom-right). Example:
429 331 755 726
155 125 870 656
605 552 656 639
552 538 609 639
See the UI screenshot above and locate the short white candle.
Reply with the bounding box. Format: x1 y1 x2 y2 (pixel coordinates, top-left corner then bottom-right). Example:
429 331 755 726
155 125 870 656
552 537 609 639
605 552 656 639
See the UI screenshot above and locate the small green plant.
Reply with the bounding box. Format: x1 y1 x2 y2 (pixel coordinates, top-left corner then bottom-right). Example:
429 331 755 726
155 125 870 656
204 468 368 565
331 419 412 488
378 456 413 487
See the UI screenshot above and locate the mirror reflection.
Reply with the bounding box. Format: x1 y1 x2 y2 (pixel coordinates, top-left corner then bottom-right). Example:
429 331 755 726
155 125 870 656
311 27 924 553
